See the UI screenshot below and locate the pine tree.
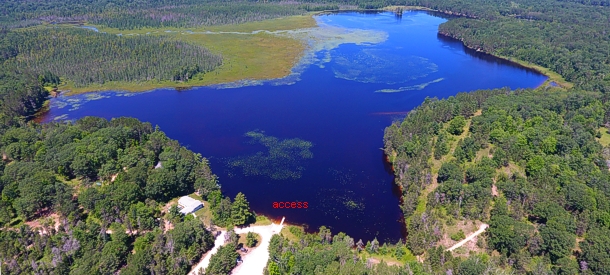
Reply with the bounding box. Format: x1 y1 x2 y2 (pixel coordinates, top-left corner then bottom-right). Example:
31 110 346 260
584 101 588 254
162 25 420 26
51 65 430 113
231 192 252 226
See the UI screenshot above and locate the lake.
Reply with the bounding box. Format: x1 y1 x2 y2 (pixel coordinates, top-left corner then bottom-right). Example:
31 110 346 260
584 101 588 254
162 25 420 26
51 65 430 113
40 11 547 243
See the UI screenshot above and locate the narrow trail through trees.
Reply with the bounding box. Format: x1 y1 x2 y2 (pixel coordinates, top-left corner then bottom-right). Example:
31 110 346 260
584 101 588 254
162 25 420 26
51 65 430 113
447 224 488 252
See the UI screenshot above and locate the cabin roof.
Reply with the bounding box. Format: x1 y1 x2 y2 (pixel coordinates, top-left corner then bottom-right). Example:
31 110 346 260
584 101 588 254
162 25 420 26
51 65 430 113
177 196 203 214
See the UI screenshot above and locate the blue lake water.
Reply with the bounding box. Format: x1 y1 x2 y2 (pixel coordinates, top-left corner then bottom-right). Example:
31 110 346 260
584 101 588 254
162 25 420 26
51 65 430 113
41 11 546 243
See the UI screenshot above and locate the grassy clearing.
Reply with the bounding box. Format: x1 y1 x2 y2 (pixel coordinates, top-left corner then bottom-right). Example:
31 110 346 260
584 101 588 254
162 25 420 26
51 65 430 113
60 15 317 94
367 254 405 266
93 14 316 34
238 232 262 248
280 225 304 243
474 145 493 162
193 200 213 226
253 215 273 226
597 127 610 147
185 193 217 227
205 14 317 32
362 248 417 266
162 197 180 214
497 162 526 179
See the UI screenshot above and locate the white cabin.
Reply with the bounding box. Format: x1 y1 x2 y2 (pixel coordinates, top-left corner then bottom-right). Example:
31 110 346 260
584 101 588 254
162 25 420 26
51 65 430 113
177 196 203 215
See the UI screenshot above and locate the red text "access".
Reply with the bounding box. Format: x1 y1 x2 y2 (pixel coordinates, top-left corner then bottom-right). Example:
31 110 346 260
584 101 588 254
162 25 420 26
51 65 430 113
273 202 308 209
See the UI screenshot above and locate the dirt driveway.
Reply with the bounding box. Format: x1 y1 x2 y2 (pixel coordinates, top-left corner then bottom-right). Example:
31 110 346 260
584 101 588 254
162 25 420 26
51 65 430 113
231 223 284 275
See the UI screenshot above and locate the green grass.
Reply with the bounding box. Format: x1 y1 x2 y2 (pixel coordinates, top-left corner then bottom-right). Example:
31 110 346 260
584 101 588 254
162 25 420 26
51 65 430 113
204 14 317 32
280 225 304 243
597 127 610 147
253 215 273 226
238 232 262 248
93 14 316 34
496 161 526 179
186 193 216 227
362 247 417 266
59 15 317 94
58 177 80 187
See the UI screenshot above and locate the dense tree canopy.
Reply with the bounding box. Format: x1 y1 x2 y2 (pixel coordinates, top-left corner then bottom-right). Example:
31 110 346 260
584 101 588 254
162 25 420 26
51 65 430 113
0 115 236 274
0 27 222 87
385 87 610 273
0 0 309 29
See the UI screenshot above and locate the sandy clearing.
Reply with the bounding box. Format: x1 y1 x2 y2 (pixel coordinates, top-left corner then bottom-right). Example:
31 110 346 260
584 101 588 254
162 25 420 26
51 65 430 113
231 223 284 275
189 230 226 275
25 213 61 235
369 257 402 266
447 223 488 252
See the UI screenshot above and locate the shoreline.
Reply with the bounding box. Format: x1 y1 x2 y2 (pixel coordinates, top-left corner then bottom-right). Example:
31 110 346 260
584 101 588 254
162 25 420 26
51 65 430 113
436 32 572 90
55 7 569 96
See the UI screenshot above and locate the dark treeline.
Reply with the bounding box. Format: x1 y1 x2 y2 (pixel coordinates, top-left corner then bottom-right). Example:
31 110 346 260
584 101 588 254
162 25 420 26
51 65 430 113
0 70 47 123
264 224 540 274
1 0 309 29
384 88 610 274
0 114 257 274
92 2 309 30
1 27 222 87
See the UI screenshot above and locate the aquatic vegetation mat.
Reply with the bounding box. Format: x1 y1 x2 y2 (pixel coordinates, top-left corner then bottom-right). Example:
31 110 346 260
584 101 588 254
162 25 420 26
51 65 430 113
226 130 313 180
270 24 389 86
315 169 367 221
375 78 444 93
332 50 439 84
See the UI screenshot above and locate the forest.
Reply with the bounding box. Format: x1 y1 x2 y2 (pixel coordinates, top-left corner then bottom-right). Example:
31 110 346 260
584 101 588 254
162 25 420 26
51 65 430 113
2 0 610 274
0 27 222 87
384 87 610 274
0 0 310 29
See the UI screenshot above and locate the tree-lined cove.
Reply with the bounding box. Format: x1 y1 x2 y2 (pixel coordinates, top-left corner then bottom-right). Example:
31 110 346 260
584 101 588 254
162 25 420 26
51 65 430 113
39 11 547 242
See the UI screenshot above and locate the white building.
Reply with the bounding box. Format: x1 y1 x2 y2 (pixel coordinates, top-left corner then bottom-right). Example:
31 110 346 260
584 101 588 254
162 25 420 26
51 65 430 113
177 196 204 215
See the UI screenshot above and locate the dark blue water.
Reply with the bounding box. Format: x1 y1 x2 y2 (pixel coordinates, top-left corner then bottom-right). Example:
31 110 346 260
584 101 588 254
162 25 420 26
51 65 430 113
41 11 546 243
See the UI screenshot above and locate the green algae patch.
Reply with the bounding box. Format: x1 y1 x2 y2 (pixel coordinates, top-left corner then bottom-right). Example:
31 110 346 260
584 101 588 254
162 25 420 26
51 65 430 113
227 131 314 180
376 78 445 93
332 50 437 84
